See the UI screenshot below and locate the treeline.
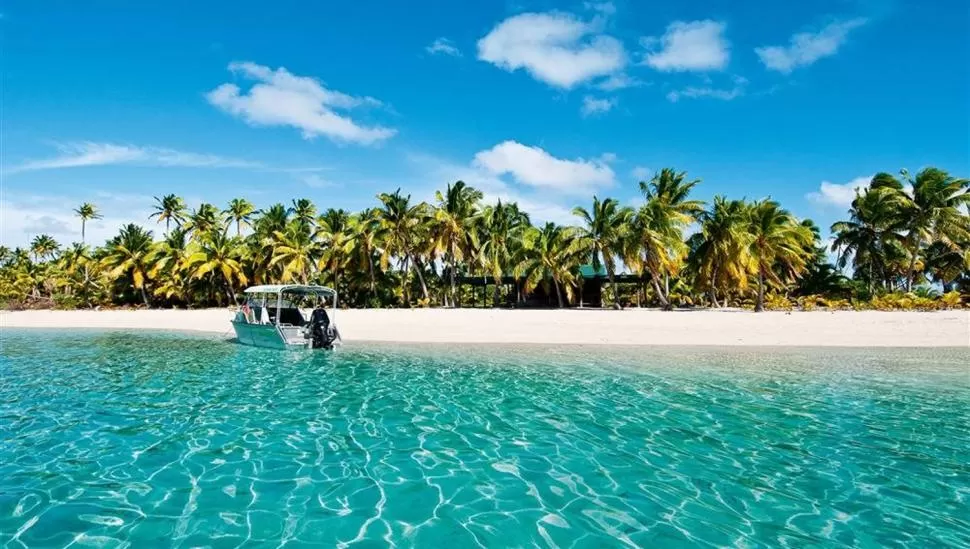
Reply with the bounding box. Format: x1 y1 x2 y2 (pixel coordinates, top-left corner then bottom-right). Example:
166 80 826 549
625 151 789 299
1 167 967 311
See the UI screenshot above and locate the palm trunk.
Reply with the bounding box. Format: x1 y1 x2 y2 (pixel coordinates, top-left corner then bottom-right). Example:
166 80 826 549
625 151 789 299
905 238 920 292
81 220 87 243
449 244 458 308
139 285 150 307
755 267 765 312
236 221 242 237
607 267 619 310
651 275 670 310
553 276 563 308
411 254 429 302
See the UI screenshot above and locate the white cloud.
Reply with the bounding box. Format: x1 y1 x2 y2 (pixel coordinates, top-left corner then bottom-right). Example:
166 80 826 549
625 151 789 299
581 95 617 117
300 174 338 188
206 61 396 145
642 20 729 72
477 12 626 89
584 1 616 16
755 18 867 74
632 166 651 180
473 140 615 194
595 73 645 91
9 142 263 173
666 76 748 102
806 175 872 207
426 37 461 57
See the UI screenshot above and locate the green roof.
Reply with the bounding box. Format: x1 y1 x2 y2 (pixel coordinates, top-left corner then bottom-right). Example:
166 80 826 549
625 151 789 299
578 264 608 278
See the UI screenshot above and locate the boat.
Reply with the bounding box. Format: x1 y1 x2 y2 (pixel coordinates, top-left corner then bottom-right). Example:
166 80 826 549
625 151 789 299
231 285 342 350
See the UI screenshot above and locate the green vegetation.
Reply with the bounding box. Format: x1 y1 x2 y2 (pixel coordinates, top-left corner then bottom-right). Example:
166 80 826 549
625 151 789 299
2 168 967 311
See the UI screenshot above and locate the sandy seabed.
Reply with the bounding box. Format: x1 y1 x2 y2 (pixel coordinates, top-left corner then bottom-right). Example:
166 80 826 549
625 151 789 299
2 308 968 347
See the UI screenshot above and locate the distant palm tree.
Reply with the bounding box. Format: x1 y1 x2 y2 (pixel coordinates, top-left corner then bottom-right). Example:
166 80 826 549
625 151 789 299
315 208 355 291
348 208 386 299
831 185 908 294
149 194 187 235
377 189 432 304
223 198 256 237
690 197 754 307
270 224 321 284
479 201 530 306
898 168 970 291
30 234 60 262
186 232 248 304
149 228 191 303
185 203 222 236
434 181 483 306
516 222 581 307
573 196 632 309
748 200 814 311
290 198 318 231
73 203 103 243
102 224 154 305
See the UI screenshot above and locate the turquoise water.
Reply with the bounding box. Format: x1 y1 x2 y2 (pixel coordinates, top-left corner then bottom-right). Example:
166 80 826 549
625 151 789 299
1 331 968 548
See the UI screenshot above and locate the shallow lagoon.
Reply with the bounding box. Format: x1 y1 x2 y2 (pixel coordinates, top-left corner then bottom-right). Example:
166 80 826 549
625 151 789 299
1 330 968 547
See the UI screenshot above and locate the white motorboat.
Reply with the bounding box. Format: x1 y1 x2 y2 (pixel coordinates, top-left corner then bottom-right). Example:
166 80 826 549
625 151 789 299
231 285 342 349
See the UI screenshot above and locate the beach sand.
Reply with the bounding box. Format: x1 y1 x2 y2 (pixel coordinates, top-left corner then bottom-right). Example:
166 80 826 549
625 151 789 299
2 308 968 347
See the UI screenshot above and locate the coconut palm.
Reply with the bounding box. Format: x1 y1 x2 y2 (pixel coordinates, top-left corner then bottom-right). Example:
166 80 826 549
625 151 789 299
149 194 187 235
30 234 60 262
270 223 320 284
897 168 970 291
516 222 582 307
149 228 191 303
689 197 754 307
376 189 432 304
224 198 256 237
185 203 222 236
573 196 632 309
254 203 290 236
831 185 908 294
315 208 355 290
348 208 386 299
290 198 318 231
747 200 814 311
478 201 531 306
433 181 483 306
73 203 102 243
102 224 155 305
186 231 248 304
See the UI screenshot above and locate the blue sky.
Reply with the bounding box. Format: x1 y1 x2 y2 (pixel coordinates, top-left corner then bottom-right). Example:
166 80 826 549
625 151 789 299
2 0 968 247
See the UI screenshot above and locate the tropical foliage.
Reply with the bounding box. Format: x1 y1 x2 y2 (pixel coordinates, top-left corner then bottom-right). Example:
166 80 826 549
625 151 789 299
2 167 967 311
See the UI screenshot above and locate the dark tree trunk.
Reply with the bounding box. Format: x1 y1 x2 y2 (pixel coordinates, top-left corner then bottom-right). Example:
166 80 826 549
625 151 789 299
755 267 765 312
553 277 563 308
651 276 671 310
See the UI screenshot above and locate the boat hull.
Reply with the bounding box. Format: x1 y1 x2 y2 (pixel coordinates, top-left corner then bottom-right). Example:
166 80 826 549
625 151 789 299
232 321 292 350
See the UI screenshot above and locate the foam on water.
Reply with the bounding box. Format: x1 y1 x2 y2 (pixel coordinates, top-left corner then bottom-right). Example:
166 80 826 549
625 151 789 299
1 330 968 547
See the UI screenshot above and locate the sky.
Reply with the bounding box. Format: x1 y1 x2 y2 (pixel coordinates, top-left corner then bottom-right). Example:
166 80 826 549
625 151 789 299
2 0 968 248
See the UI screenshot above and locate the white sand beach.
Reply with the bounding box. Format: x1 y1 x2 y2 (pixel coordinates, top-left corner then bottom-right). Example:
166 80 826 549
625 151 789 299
2 308 968 347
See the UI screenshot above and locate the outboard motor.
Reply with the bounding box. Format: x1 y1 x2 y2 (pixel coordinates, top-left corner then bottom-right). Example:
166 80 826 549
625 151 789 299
309 307 336 349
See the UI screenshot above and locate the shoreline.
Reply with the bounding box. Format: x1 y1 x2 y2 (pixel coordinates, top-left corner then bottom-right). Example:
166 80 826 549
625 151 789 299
2 309 968 347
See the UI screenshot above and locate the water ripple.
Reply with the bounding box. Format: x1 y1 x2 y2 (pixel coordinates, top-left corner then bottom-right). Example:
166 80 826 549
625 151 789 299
1 330 968 547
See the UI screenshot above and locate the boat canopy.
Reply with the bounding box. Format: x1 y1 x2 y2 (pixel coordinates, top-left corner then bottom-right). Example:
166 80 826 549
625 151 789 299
243 285 336 296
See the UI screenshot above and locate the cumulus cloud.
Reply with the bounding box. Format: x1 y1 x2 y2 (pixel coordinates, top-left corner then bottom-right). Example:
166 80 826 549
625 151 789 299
0 193 156 248
477 12 626 89
473 140 615 193
642 20 729 72
755 18 867 74
806 175 873 207
206 61 396 145
9 142 263 173
580 95 618 117
426 37 461 57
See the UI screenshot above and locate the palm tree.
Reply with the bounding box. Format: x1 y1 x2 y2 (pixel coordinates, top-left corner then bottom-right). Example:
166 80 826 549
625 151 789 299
30 234 60 262
186 232 248 305
898 168 970 291
747 200 814 311
185 203 222 236
224 198 256 237
434 181 483 306
254 203 290 236
149 194 187 235
315 208 355 290
270 224 320 284
348 208 386 299
149 228 191 303
102 224 155 305
573 196 632 309
831 185 908 294
376 189 432 304
73 203 102 243
689 197 754 307
290 198 318 231
478 201 531 306
516 223 581 307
